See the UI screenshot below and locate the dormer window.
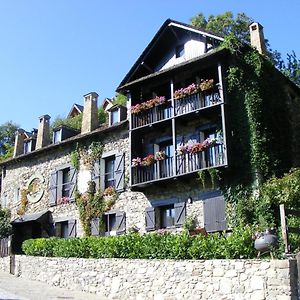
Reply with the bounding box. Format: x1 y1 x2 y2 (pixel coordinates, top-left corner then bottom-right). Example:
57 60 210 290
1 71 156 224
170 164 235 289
24 139 36 154
108 105 127 127
175 44 185 58
52 126 79 144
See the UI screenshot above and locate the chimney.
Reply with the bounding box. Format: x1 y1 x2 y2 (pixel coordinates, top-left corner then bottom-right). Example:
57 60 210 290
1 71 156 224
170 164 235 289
249 22 266 55
13 129 25 157
81 92 99 134
36 115 51 149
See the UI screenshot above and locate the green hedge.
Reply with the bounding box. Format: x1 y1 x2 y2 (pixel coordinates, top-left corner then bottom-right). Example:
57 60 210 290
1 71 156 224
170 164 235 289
22 226 258 259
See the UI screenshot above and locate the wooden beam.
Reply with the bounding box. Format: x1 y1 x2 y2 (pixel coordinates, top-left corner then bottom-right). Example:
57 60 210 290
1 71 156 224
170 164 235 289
280 204 290 254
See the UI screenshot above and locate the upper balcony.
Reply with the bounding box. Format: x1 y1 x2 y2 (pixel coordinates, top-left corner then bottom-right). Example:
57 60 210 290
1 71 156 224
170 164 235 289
130 80 222 130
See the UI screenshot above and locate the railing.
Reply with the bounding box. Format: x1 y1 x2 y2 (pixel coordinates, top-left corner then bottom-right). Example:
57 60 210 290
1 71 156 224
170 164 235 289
132 145 224 185
131 101 172 129
132 157 173 185
174 89 221 116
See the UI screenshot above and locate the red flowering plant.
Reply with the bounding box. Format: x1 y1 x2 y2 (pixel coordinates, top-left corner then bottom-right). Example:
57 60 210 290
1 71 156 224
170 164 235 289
199 79 214 91
174 83 201 100
176 134 222 156
154 151 166 161
140 154 155 166
57 197 70 205
130 96 166 114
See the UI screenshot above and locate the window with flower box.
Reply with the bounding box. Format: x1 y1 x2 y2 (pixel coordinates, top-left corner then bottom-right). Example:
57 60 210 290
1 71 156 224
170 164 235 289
49 165 77 206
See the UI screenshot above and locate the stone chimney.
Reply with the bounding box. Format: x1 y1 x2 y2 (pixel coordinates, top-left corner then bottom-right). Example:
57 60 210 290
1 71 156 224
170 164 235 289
13 129 25 157
81 92 99 134
249 22 266 55
36 115 51 149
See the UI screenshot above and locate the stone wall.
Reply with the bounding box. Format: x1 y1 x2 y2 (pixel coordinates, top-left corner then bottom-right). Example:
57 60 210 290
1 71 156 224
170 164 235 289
5 255 299 300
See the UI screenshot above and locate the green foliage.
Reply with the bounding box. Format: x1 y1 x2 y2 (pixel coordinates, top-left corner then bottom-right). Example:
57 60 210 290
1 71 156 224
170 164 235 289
197 170 206 189
112 93 127 106
191 12 253 43
0 121 19 160
51 114 82 131
98 107 108 124
22 226 258 259
0 208 12 239
75 181 116 236
280 51 300 87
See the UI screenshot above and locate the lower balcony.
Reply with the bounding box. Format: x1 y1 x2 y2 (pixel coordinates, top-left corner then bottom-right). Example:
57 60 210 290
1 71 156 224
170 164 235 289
131 144 225 186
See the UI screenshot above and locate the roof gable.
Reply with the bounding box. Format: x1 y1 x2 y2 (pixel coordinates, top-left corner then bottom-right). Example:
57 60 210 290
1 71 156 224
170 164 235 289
67 104 84 118
118 19 223 89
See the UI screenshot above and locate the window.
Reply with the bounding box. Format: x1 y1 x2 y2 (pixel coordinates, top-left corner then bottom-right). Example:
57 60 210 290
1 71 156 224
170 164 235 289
175 44 185 58
24 140 32 154
104 213 117 235
105 156 115 188
49 166 77 206
160 205 175 228
110 109 119 126
14 187 20 203
61 168 71 198
145 202 186 231
53 129 62 144
55 219 77 238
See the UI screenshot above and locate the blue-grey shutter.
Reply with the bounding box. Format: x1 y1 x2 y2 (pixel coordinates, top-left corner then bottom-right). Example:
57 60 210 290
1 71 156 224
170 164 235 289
203 196 227 232
92 161 100 191
68 219 77 238
174 202 186 227
55 222 61 237
115 153 125 192
90 217 100 236
69 167 77 202
145 207 155 231
49 172 58 206
116 211 126 235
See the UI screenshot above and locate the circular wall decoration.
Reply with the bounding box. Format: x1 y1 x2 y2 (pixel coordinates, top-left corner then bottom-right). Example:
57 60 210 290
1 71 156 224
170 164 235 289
26 173 45 203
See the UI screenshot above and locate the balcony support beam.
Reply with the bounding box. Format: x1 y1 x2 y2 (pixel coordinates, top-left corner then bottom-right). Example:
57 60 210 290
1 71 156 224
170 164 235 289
171 79 177 177
218 63 228 166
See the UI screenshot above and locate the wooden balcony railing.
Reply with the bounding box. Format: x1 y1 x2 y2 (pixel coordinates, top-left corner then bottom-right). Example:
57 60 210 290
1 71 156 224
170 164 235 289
174 89 221 116
131 102 172 129
131 144 225 185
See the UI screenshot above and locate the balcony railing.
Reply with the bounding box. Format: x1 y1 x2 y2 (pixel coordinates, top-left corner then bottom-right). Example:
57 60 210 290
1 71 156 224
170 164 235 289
131 144 225 185
131 101 172 129
132 156 173 185
174 89 221 116
131 90 221 129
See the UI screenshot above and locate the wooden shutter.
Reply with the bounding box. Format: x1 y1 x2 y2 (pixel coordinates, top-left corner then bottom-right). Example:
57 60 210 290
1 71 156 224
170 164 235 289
49 172 58 206
174 202 186 227
116 211 126 235
92 161 101 191
145 207 156 231
68 219 77 238
69 167 77 202
203 196 227 232
90 217 100 236
114 153 125 192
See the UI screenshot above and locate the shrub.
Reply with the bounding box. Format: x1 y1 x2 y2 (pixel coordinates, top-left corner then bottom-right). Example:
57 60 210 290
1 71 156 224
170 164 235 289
22 227 260 260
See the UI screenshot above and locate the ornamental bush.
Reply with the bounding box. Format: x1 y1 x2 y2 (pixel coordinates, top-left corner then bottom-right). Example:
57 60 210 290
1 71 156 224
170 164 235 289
22 226 258 260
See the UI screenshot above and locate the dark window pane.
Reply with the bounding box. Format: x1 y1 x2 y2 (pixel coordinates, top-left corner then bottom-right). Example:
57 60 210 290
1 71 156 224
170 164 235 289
62 168 70 197
105 157 115 188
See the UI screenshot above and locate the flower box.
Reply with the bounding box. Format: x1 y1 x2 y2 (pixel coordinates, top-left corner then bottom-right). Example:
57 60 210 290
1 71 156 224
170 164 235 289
130 96 166 114
200 79 214 91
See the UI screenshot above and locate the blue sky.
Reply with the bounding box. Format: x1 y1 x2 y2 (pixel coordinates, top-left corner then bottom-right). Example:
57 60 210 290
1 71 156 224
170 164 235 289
1 0 299 130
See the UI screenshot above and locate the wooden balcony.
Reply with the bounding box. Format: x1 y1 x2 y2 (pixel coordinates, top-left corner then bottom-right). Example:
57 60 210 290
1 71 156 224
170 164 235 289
131 101 172 129
174 89 221 116
131 144 225 186
131 89 221 130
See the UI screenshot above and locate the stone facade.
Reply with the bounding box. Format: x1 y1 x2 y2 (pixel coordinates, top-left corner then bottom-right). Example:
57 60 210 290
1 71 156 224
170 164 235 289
0 122 210 238
1 255 298 300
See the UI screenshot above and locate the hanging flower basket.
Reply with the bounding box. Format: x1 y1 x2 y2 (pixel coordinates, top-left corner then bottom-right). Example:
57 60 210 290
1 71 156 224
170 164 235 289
130 96 166 114
155 151 166 161
200 79 214 91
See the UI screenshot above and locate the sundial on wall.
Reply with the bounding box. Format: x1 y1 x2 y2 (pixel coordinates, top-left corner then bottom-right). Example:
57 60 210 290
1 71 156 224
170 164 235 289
26 173 45 203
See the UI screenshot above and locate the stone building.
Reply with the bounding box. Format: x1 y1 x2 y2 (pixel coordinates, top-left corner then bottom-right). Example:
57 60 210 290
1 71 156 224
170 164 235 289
1 19 300 252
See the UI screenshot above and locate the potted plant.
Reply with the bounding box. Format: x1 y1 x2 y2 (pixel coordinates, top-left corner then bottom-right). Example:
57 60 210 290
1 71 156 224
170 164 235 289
155 151 166 161
140 154 155 166
200 79 214 91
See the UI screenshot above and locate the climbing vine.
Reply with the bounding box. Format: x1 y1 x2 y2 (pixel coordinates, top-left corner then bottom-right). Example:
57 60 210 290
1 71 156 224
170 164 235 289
75 181 117 236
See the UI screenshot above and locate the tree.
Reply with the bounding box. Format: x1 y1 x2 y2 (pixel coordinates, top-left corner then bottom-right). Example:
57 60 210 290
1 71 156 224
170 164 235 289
190 11 300 87
0 121 19 160
0 208 12 239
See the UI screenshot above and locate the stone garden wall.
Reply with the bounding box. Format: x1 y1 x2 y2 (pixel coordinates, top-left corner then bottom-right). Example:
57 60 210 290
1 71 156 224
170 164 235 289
3 255 298 300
